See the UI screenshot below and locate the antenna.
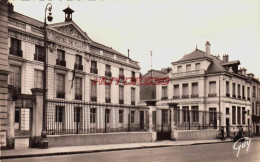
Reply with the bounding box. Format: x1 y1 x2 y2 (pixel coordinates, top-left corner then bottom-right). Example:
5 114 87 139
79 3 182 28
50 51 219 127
150 51 153 70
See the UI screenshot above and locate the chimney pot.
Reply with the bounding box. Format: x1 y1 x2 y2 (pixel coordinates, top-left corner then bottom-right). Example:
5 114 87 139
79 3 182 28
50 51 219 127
205 41 211 55
7 2 14 12
223 54 229 63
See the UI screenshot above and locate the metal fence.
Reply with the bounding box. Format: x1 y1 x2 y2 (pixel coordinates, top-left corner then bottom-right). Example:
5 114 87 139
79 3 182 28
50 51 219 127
46 99 149 135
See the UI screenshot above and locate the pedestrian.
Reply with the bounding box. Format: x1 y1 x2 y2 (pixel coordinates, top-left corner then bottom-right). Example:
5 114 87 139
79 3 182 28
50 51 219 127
221 127 225 140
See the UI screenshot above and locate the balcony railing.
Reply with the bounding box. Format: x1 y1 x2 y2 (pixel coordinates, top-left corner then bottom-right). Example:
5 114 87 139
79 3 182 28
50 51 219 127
75 94 82 100
105 71 112 77
242 96 246 100
232 94 236 98
105 98 111 103
56 59 66 67
57 92 65 98
238 95 241 99
161 97 168 100
247 97 250 101
34 53 44 62
91 96 97 102
182 95 189 98
131 101 135 105
226 93 230 97
75 64 83 71
173 95 180 99
9 48 23 57
90 68 98 74
191 94 199 98
119 99 124 104
208 93 217 97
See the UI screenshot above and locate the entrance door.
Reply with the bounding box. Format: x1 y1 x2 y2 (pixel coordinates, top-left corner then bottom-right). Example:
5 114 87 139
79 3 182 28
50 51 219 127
226 118 230 137
140 111 144 130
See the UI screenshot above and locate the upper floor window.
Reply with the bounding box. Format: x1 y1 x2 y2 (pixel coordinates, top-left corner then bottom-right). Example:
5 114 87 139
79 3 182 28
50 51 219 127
253 86 256 97
161 86 168 100
105 84 111 103
10 38 22 57
195 63 200 70
177 66 182 73
8 65 21 93
56 49 66 67
226 81 230 96
186 64 191 71
173 84 180 97
131 87 135 105
191 82 198 97
75 55 83 70
182 84 189 97
119 85 124 104
34 70 43 89
91 80 97 102
105 65 111 77
209 81 216 97
237 84 241 98
247 87 250 100
34 45 44 62
56 74 65 98
232 83 236 97
90 61 98 74
131 71 136 83
242 85 245 99
75 77 82 100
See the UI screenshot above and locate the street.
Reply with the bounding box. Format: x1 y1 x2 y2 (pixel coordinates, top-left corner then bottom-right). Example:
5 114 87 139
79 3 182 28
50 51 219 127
3 139 260 162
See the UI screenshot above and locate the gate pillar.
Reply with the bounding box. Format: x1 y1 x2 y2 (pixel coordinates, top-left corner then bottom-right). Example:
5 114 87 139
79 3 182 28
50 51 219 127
145 100 157 142
6 86 15 149
168 103 178 140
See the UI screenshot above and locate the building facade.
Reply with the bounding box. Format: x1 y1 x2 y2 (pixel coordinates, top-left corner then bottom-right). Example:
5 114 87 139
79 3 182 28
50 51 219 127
7 4 148 136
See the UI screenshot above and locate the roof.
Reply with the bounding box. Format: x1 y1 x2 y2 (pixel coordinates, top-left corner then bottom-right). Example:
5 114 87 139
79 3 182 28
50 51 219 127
8 11 43 28
142 69 166 78
222 60 240 66
177 49 210 62
206 55 227 74
63 6 75 13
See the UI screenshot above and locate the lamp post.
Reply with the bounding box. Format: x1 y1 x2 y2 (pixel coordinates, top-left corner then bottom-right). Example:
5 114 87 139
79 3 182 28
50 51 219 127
42 3 53 140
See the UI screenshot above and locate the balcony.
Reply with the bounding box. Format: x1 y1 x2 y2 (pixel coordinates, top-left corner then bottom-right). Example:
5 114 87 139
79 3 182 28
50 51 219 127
173 69 205 78
56 59 66 67
75 64 83 71
208 93 217 97
91 96 97 102
247 97 250 101
172 95 180 99
57 92 65 98
161 97 168 100
34 53 44 62
119 99 124 104
226 93 230 97
9 48 23 57
75 94 82 100
232 94 236 98
131 101 135 105
182 95 189 98
105 71 112 77
242 96 246 100
191 94 199 98
90 68 98 74
105 98 111 103
238 95 241 99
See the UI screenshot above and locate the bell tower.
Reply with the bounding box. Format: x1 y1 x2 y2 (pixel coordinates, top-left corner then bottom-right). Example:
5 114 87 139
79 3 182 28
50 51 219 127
63 6 74 22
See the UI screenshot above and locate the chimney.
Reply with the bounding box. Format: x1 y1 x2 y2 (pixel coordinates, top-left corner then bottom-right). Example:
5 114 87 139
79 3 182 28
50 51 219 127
205 41 211 55
223 54 229 63
238 67 247 75
7 2 14 12
128 49 129 58
247 73 255 78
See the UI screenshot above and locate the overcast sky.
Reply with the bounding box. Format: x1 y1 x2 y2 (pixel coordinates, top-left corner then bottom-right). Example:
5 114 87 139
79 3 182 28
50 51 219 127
10 0 260 78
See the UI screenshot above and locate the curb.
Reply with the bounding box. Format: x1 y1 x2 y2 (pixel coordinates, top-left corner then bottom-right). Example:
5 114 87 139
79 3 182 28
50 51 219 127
0 140 232 160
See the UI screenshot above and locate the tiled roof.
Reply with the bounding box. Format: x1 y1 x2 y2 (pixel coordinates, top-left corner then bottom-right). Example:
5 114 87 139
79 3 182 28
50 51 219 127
206 55 227 74
177 49 208 62
8 11 43 28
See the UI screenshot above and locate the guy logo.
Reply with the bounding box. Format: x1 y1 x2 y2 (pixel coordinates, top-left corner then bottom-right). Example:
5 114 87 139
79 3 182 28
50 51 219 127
233 137 251 157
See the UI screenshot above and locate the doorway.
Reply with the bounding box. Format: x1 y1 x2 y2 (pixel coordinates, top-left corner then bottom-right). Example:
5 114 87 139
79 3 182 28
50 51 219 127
140 111 144 130
226 118 230 137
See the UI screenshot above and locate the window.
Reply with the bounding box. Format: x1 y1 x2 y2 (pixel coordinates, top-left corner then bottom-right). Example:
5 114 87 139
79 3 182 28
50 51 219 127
195 63 200 70
209 81 216 95
226 81 230 95
191 106 199 122
74 107 81 122
183 106 189 123
105 65 111 77
177 66 182 73
242 107 245 124
173 85 179 97
209 108 217 127
131 71 136 82
131 111 135 123
162 110 168 124
90 61 98 74
91 80 97 101
105 84 111 103
34 70 43 89
106 109 110 123
8 65 21 91
247 87 250 99
232 106 236 124
174 107 180 123
75 77 82 100
57 49 65 66
242 85 245 99
237 107 241 124
237 84 241 98
253 86 256 97
75 55 83 70
10 38 22 57
226 108 230 114
162 86 168 100
15 108 20 123
119 68 124 77
191 83 198 96
119 110 124 123
182 84 189 97
56 74 65 98
252 102 255 115
119 85 124 103
55 106 63 122
232 83 236 97
186 64 191 71
131 88 135 105
34 45 44 62
90 108 96 123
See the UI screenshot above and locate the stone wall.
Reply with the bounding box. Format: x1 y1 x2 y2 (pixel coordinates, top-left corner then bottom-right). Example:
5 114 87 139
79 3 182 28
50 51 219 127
174 129 217 141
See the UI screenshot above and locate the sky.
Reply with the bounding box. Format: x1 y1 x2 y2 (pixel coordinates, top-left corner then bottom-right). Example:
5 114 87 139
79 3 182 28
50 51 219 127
9 0 260 78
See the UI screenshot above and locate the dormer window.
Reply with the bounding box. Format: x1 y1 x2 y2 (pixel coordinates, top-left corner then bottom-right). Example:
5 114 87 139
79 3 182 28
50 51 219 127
177 66 182 73
195 63 200 70
186 64 191 71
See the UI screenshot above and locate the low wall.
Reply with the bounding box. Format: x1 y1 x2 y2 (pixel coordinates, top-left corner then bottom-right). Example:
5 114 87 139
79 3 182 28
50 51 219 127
174 129 217 141
48 132 152 147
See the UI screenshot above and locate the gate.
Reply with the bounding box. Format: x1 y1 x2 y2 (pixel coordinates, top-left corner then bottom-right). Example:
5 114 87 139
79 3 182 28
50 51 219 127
156 109 171 141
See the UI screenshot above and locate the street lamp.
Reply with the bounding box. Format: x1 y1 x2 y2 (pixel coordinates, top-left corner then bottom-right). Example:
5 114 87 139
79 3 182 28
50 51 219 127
42 3 53 142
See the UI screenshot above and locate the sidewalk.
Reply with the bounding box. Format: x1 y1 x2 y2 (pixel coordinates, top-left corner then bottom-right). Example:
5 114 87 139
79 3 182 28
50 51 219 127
0 137 249 160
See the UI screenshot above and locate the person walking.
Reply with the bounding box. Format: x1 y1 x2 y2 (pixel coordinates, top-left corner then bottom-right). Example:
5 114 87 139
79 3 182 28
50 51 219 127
221 127 225 140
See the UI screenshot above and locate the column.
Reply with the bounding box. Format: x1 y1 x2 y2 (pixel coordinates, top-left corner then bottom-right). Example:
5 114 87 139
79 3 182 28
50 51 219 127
145 100 157 142
6 86 15 149
168 103 178 140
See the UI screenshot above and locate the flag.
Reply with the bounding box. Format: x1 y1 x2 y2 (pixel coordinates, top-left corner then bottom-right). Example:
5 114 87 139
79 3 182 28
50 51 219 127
70 63 76 93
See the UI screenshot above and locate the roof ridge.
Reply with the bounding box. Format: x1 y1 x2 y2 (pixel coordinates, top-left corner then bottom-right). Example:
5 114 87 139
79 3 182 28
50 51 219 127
10 11 43 24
